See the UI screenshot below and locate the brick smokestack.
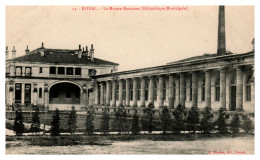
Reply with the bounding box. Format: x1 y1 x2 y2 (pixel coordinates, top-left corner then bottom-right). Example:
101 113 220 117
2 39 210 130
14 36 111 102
5 46 9 60
25 45 30 54
90 44 94 62
217 6 226 56
12 46 16 59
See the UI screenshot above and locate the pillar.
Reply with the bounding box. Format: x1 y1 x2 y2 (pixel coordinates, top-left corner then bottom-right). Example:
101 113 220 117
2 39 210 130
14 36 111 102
9 85 14 106
33 87 38 106
175 76 180 106
21 83 25 105
205 70 211 108
148 76 154 105
180 74 185 107
44 91 49 108
112 80 116 107
158 76 164 108
220 68 226 110
125 79 130 107
140 77 146 107
133 78 137 107
236 67 243 111
100 82 104 105
192 72 198 108
168 74 174 109
118 79 123 106
106 81 111 106
94 83 99 105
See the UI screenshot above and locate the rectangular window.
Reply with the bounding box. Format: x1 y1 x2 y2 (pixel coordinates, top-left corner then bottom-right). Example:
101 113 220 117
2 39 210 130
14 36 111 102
50 66 56 74
39 67 43 74
39 88 42 98
75 68 81 75
15 83 22 103
215 86 220 101
246 85 251 101
67 67 73 75
25 67 32 77
15 67 22 76
58 67 65 74
24 84 31 104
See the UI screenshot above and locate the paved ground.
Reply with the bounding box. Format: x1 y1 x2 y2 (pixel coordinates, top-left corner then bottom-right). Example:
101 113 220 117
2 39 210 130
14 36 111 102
6 135 254 154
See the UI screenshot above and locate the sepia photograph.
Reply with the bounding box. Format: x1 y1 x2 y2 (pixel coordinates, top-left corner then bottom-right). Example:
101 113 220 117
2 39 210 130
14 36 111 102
4 5 255 155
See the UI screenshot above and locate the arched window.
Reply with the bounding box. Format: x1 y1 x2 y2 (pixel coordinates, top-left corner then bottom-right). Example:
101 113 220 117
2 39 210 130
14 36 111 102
154 81 157 100
39 88 42 98
145 80 149 101
130 80 133 101
137 80 141 100
215 79 220 101
201 79 205 101
163 81 166 100
246 75 252 101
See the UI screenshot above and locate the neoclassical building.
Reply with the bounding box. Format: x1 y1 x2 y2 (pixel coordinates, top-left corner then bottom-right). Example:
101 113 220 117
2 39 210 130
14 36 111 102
5 6 254 118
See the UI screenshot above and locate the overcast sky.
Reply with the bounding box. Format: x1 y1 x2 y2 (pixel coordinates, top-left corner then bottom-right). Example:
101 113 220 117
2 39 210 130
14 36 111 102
6 6 254 71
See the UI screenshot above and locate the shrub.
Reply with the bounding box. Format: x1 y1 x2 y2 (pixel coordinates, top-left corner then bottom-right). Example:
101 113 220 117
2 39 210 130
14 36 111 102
141 103 155 134
172 104 185 134
112 106 128 134
200 107 213 134
100 108 110 135
242 115 253 133
160 106 172 135
131 111 140 135
216 108 228 134
186 107 199 134
30 106 40 134
230 113 240 134
68 106 77 135
13 108 24 136
85 110 94 135
51 109 60 136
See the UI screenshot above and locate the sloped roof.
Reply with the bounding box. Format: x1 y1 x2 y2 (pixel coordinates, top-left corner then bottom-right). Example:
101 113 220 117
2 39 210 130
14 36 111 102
10 48 119 66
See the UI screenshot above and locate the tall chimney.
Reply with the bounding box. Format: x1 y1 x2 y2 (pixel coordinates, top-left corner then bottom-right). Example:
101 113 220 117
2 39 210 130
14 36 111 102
85 46 89 56
25 45 30 54
217 6 226 56
40 42 45 56
78 44 82 58
90 44 94 62
5 46 9 60
12 46 16 59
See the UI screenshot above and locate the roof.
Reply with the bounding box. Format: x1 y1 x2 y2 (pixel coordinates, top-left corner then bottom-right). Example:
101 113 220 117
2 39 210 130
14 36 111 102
9 48 119 66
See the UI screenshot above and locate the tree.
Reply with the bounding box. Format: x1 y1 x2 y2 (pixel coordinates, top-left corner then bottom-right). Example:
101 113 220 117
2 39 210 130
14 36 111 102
131 111 140 135
30 106 40 134
68 106 77 135
200 107 213 134
85 110 94 135
160 106 171 135
186 107 199 134
242 115 253 133
216 108 228 134
113 107 127 134
230 113 240 134
141 103 155 134
100 108 110 135
13 108 24 136
172 104 185 134
51 109 60 136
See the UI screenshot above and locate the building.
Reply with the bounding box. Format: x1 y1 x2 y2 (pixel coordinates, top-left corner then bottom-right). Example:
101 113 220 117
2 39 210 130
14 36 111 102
5 6 254 120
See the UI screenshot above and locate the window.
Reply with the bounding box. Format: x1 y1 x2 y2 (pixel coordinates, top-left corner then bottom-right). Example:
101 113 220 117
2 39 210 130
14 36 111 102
103 83 106 103
98 83 101 104
246 75 252 101
39 88 42 98
215 79 220 101
58 67 65 74
39 67 43 74
163 81 166 100
75 68 81 75
15 67 22 76
66 90 71 98
15 83 22 103
67 67 73 75
110 83 113 100
201 79 205 101
130 80 133 101
137 80 141 100
154 81 157 100
50 66 56 74
173 82 176 101
123 81 126 100
25 67 32 77
24 84 31 104
116 81 119 100
189 79 192 101
145 80 149 101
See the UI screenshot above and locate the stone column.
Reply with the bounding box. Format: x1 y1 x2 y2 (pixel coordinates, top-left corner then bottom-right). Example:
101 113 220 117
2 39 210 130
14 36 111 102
94 83 99 105
125 79 130 107
21 83 25 105
112 80 116 107
9 85 14 106
168 74 174 109
180 74 185 107
44 91 49 108
118 79 123 106
148 76 154 105
158 76 164 108
33 87 38 106
132 78 138 107
220 68 226 110
192 72 198 108
205 70 211 109
106 81 111 106
100 82 104 105
175 76 180 106
140 77 146 107
236 67 243 111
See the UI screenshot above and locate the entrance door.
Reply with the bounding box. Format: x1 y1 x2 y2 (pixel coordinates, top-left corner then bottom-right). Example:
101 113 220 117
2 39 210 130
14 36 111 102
230 86 236 111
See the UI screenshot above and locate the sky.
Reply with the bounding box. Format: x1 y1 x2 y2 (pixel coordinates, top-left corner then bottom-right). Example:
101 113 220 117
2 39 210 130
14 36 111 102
6 6 254 71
